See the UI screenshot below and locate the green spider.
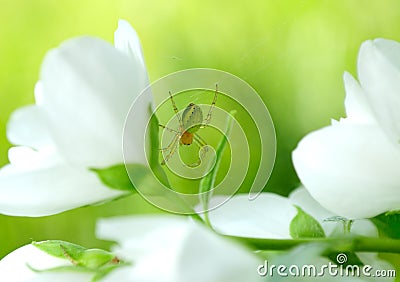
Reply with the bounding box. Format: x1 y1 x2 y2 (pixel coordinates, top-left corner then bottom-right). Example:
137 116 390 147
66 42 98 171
159 84 218 167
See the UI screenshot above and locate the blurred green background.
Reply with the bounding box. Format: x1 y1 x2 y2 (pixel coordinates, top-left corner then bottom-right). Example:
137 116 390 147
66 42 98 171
1 0 400 265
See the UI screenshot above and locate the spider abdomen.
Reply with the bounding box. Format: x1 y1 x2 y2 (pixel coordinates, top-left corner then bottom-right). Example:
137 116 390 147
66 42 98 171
182 103 203 133
180 131 194 145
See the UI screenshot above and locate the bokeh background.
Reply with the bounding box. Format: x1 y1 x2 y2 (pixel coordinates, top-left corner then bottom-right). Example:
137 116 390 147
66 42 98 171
1 0 400 267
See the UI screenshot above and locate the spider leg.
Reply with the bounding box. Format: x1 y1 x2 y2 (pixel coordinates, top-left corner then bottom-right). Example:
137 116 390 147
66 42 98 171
201 83 218 128
168 91 184 130
159 124 181 152
158 135 179 152
159 124 179 134
160 133 180 165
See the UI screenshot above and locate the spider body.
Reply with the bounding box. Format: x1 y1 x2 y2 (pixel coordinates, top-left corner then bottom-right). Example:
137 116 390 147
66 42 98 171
160 85 218 166
182 103 203 133
180 130 194 145
180 103 203 146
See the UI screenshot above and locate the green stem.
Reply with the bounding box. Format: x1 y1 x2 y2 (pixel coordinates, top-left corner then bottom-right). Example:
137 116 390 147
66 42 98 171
203 212 213 229
190 213 206 223
227 235 400 254
199 110 236 229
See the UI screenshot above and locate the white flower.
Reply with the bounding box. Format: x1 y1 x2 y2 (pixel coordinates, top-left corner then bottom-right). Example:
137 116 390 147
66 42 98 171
0 244 92 282
292 38 400 219
96 215 263 282
204 187 374 239
0 20 152 216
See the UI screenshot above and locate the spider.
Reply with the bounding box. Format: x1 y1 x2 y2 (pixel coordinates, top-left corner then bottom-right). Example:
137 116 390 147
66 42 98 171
159 84 218 167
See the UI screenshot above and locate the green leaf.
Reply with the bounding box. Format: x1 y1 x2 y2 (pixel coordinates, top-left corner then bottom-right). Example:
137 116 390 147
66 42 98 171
199 110 236 227
92 162 167 194
32 240 86 260
27 264 92 274
32 240 119 270
371 212 400 239
289 206 325 239
91 164 139 192
31 240 127 282
78 249 118 270
148 105 170 187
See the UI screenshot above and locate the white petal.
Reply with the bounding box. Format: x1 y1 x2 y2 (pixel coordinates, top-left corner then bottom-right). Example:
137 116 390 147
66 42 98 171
351 219 378 237
358 39 400 144
97 215 186 243
293 123 400 219
0 244 93 281
6 105 52 150
0 244 70 282
342 72 376 125
7 146 59 169
97 216 262 282
205 193 297 238
27 272 92 282
34 81 44 105
175 223 262 282
97 215 190 279
40 36 150 167
0 160 124 216
98 216 196 282
114 19 146 67
99 267 137 282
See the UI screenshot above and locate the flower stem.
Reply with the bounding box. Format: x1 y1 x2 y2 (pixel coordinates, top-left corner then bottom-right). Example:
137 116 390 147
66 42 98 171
343 219 353 234
227 235 400 254
199 110 236 230
203 212 213 229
